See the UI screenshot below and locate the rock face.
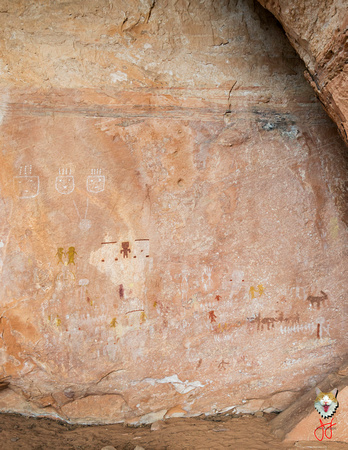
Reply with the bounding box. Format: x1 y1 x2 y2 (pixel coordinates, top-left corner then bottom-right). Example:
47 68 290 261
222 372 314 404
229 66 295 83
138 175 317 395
0 0 347 424
257 0 348 145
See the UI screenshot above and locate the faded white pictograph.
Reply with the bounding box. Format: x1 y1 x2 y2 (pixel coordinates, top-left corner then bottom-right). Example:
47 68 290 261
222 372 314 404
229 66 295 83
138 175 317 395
123 298 145 315
280 322 315 336
14 165 40 198
202 266 212 292
78 278 89 301
230 270 244 298
287 284 305 300
89 238 151 302
34 260 53 292
87 169 105 194
55 168 75 195
0 239 4 272
317 317 331 338
55 266 75 291
279 318 331 338
73 198 91 232
133 239 150 259
181 270 189 303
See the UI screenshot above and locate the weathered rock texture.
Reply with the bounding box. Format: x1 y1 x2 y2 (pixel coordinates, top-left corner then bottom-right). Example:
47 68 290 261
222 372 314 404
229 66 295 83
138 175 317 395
257 0 348 145
0 0 347 425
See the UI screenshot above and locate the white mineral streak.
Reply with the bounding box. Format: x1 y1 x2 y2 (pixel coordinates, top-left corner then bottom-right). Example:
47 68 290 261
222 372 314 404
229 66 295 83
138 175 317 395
110 72 128 82
144 375 205 394
0 90 9 125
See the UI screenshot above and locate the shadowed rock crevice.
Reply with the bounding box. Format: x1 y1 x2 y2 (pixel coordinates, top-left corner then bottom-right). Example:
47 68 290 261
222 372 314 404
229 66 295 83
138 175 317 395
257 0 348 146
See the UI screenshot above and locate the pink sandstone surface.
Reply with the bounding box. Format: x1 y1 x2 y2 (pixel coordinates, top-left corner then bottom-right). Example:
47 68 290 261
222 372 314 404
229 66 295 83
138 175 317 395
0 0 347 426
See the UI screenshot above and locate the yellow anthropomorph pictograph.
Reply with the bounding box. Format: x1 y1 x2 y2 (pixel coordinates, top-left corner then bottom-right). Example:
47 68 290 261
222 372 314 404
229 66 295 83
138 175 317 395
55 247 77 265
67 246 77 265
140 311 147 324
56 247 65 264
110 317 117 328
249 284 264 299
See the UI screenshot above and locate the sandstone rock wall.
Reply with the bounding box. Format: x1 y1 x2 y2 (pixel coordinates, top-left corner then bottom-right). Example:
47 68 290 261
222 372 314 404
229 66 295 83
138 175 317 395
257 0 348 145
0 0 347 424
